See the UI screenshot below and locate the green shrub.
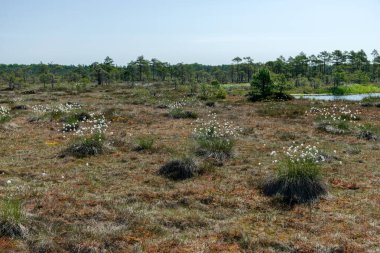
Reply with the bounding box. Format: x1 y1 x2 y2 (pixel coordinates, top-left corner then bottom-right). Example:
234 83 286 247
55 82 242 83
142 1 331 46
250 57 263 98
211 80 220 87
214 86 227 99
199 83 213 100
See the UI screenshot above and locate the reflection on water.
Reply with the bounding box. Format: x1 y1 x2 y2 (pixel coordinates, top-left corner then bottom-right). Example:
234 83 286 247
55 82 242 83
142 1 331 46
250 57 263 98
294 93 380 101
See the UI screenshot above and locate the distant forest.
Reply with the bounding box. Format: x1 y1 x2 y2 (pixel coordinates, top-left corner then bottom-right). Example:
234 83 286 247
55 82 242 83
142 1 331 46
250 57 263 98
1 49 380 89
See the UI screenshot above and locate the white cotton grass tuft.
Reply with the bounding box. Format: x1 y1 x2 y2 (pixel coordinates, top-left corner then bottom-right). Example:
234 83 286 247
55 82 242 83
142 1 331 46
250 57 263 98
306 104 360 122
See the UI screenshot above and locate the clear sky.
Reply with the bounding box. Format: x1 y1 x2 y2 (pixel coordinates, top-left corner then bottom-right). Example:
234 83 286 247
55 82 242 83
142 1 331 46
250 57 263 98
1 0 379 65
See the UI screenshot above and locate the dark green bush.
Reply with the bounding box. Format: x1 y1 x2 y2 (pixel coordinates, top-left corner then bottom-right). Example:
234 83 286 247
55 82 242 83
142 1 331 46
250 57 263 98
211 80 220 87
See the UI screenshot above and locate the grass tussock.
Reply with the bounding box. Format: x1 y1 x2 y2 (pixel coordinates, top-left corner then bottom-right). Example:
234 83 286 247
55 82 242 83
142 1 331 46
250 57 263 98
315 120 351 135
357 124 379 141
0 106 11 123
133 135 155 151
0 198 27 238
262 161 327 204
169 108 197 119
159 158 199 180
262 145 327 205
193 113 240 160
64 133 105 158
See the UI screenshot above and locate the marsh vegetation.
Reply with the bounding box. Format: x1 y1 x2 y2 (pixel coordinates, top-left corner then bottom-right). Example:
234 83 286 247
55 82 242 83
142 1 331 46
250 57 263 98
0 53 379 252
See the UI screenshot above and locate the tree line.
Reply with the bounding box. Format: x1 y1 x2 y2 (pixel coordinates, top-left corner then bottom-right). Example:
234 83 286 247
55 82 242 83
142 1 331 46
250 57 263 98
1 49 379 90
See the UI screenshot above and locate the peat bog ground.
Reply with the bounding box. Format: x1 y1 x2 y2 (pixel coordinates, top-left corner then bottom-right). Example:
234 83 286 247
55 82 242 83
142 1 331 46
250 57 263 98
0 84 379 252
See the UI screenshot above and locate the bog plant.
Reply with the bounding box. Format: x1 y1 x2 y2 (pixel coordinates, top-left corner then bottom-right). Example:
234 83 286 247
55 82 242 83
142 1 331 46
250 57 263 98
61 111 91 133
0 198 26 238
262 144 327 205
307 104 360 122
133 135 155 151
0 106 11 123
32 102 82 120
159 158 199 180
357 123 378 141
168 101 197 119
63 113 109 158
214 86 227 99
307 105 360 134
65 133 105 158
192 113 241 160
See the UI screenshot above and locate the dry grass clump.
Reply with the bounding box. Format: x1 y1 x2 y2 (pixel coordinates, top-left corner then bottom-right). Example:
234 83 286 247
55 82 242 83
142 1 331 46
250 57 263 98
159 158 199 180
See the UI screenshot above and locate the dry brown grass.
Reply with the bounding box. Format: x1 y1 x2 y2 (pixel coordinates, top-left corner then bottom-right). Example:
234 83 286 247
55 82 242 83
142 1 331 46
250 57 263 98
0 85 379 252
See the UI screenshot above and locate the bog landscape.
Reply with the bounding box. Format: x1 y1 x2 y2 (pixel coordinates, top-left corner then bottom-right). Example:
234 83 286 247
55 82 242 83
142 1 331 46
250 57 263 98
2 1 380 252
0 52 379 252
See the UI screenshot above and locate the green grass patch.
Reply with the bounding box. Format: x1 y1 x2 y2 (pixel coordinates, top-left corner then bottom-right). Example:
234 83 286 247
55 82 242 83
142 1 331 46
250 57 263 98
0 199 25 224
331 84 380 95
361 96 380 103
133 135 155 151
0 198 27 238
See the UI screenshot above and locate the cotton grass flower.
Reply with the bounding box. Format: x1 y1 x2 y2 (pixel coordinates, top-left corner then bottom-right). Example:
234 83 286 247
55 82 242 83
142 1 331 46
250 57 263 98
192 113 242 160
262 143 327 204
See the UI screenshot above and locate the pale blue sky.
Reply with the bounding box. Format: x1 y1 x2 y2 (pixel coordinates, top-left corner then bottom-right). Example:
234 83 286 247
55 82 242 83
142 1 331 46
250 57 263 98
1 0 379 65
